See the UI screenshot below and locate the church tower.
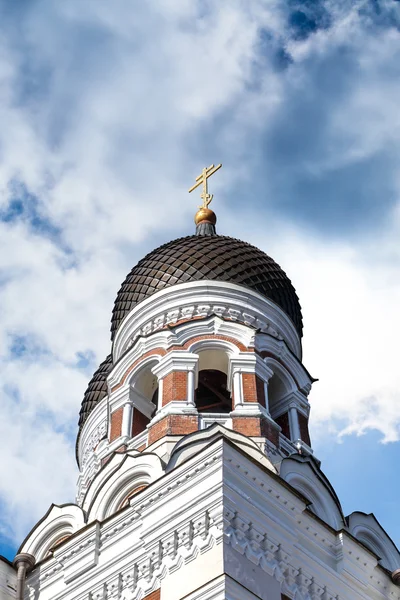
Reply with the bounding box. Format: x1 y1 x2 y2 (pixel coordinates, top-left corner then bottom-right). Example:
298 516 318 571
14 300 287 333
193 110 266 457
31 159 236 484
3 166 400 600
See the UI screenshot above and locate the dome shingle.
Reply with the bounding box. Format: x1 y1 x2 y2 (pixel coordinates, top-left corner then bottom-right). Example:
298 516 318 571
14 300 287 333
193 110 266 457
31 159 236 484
111 235 302 340
78 354 113 428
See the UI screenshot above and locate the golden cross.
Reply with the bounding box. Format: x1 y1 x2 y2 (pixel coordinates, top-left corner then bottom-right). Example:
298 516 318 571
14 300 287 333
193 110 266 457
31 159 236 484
188 163 222 208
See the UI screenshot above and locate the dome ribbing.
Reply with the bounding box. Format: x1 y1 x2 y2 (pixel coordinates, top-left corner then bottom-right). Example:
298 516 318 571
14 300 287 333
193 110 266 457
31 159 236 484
78 354 113 428
111 235 303 340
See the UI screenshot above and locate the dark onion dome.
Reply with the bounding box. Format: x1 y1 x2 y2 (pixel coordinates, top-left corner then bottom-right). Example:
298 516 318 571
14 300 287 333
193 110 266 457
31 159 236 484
111 235 303 340
78 354 113 428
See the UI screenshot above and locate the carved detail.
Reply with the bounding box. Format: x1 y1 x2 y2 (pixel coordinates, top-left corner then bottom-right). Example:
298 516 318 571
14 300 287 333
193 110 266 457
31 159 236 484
224 510 338 600
121 303 280 354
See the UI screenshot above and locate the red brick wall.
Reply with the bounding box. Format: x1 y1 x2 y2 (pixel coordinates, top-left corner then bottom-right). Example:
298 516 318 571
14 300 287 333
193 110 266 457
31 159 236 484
110 406 124 441
113 335 253 393
242 373 257 402
131 408 150 437
162 371 187 405
232 416 261 437
261 417 279 446
235 373 266 406
232 416 279 446
256 375 266 407
298 412 311 446
276 412 290 439
148 415 198 445
143 590 160 600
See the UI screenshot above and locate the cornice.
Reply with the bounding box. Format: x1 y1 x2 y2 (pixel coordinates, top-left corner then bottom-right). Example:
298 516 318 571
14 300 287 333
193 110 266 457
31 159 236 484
26 438 400 600
112 281 301 361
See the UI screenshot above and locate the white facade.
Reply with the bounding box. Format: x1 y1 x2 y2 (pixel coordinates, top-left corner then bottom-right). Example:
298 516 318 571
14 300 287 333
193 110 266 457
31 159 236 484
5 258 400 600
17 428 400 600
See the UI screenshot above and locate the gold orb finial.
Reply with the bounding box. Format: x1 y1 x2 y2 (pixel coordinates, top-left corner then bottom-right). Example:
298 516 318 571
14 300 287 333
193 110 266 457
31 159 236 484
194 207 217 226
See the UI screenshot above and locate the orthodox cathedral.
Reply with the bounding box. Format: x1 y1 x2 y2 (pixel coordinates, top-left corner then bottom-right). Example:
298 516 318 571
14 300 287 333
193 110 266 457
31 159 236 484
1 165 399 600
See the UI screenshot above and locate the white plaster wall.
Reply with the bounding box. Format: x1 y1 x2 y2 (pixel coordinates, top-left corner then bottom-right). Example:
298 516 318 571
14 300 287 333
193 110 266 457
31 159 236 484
25 437 399 600
0 560 15 600
162 544 223 600
225 546 282 600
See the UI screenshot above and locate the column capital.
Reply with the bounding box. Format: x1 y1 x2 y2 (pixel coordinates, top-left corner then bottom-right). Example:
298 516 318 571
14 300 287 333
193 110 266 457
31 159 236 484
228 353 257 375
287 389 310 412
255 355 274 382
228 354 273 397
152 351 199 380
228 353 273 379
109 384 130 413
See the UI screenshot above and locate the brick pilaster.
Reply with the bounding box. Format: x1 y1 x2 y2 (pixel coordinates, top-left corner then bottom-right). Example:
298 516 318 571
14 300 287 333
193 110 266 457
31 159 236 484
162 371 188 406
110 406 124 442
242 373 257 402
241 373 267 406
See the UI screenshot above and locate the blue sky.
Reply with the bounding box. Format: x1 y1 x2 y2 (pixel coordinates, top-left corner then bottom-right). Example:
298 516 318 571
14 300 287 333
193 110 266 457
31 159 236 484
0 0 400 559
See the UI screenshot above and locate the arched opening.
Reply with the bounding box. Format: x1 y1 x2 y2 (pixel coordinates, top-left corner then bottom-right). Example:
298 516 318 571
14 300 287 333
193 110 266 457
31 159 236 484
47 534 72 556
151 388 158 410
267 373 288 419
195 350 231 414
131 364 159 415
195 370 231 413
128 361 160 438
117 484 149 510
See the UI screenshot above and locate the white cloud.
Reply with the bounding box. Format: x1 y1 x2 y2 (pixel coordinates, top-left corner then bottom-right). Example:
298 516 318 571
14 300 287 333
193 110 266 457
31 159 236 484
0 0 400 547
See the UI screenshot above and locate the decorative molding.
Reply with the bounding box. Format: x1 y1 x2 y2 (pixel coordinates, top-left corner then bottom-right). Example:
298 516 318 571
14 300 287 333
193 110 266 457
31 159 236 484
26 439 400 600
112 282 301 361
90 508 222 600
19 504 86 564
84 452 165 521
347 512 400 573
81 421 108 468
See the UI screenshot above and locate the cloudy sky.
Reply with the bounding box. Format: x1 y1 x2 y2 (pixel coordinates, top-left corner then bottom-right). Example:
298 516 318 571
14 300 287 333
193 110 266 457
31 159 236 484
1 0 400 558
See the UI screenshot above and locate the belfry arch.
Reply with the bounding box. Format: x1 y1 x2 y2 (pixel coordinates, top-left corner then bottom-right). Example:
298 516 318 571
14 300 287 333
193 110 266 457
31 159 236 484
195 349 232 414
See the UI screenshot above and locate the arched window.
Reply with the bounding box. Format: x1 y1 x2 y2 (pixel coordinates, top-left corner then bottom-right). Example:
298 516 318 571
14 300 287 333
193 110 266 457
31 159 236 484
195 349 232 414
117 484 149 510
267 372 288 418
131 363 159 415
47 534 72 556
264 360 296 420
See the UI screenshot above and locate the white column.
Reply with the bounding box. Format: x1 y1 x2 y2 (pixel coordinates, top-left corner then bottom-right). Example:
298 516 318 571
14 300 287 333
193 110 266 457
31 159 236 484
257 358 274 414
289 404 301 442
233 371 243 407
187 368 196 406
157 378 163 412
121 401 134 438
263 380 270 415
151 351 199 422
